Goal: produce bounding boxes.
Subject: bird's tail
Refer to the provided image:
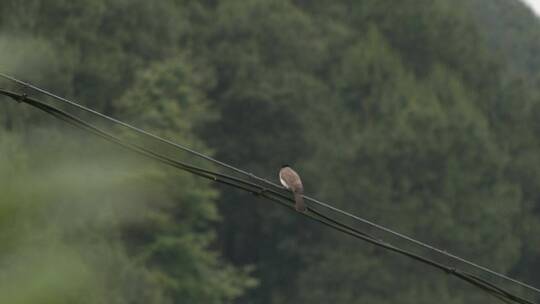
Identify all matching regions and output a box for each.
[294,192,306,212]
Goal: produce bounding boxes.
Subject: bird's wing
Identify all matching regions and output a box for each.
[279,168,303,192]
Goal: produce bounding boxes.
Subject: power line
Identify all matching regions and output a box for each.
[0,89,281,200]
[0,72,256,181]
[267,193,531,304]
[0,81,538,303]
[0,88,536,304]
[305,208,533,304]
[1,72,538,294]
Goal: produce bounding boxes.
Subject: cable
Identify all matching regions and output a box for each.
[214,184,533,304]
[1,74,538,296]
[0,72,269,182]
[0,89,300,207]
[0,86,531,303]
[0,89,282,199]
[301,206,533,304]
[1,73,537,294]
[0,89,536,304]
[303,207,533,304]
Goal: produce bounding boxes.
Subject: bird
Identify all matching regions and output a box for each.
[279,165,306,212]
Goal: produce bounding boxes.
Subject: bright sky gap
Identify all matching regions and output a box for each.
[523,0,540,15]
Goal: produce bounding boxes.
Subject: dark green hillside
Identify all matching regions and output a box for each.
[1,1,539,303]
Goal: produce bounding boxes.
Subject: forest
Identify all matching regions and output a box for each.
[1,0,540,303]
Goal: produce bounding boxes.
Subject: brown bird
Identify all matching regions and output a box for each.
[279,165,306,212]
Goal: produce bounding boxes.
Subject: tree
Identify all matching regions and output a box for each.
[294,31,522,303]
[115,56,256,303]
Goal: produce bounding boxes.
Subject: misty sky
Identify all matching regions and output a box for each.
[523,0,540,15]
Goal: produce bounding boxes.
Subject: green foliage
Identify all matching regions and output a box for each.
[116,57,257,303]
[1,0,540,303]
[0,132,166,304]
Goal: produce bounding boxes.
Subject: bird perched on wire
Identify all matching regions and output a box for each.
[279,165,306,212]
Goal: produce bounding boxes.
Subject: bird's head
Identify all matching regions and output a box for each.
[281,164,290,169]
